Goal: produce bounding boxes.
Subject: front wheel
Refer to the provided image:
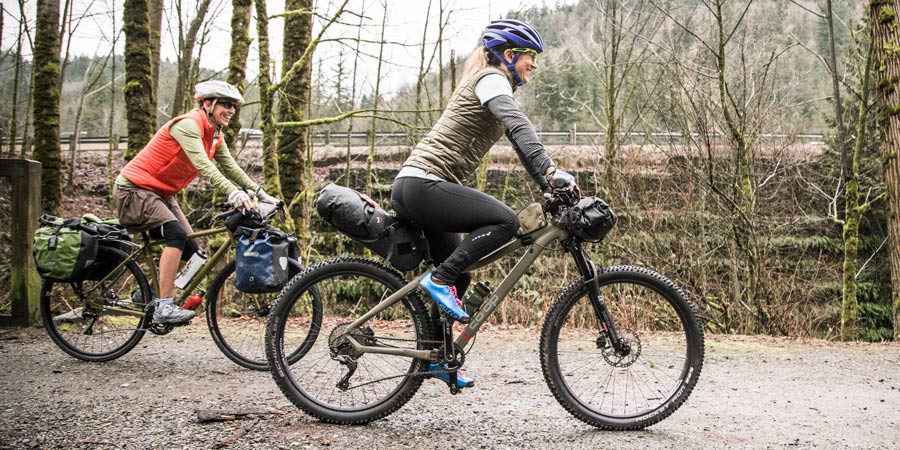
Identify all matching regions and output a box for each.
[540,265,704,430]
[206,258,321,370]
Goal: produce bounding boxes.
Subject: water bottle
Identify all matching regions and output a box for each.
[463,281,492,315]
[174,250,208,289]
[181,291,204,310]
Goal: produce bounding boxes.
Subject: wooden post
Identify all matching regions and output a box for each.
[1,159,42,326]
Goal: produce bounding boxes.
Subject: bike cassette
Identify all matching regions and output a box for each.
[328,323,374,359]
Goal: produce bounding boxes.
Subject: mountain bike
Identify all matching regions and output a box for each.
[40,202,322,370]
[264,179,704,430]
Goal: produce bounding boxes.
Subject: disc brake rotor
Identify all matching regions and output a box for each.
[601,327,641,367]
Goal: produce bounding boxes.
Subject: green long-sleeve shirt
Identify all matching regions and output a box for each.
[116,118,258,196]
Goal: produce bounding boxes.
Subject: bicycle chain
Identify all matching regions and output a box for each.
[331,330,461,391]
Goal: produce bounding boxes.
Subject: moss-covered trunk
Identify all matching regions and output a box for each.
[870,0,900,340]
[224,0,252,150]
[277,0,313,233]
[31,0,62,213]
[123,0,156,160]
[254,0,282,203]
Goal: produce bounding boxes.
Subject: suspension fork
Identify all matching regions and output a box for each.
[565,240,630,356]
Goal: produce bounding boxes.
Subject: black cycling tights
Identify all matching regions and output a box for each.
[391,177,519,290]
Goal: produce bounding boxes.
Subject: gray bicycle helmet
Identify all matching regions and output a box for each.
[482,19,544,86]
[194,80,244,104]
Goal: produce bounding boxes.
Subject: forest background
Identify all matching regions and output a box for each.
[2,0,900,343]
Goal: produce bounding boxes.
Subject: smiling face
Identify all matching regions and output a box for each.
[503,48,538,84]
[203,99,237,127]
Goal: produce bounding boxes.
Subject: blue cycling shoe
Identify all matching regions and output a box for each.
[428,363,475,388]
[419,272,470,323]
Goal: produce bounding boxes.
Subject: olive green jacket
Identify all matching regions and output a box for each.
[403,66,515,184]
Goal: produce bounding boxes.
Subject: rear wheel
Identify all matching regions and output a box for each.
[206,259,321,370]
[40,246,151,362]
[266,257,434,424]
[540,265,704,430]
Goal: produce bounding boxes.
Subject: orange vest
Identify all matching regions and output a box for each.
[120,109,222,197]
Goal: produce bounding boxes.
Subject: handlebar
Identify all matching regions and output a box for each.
[543,173,582,216]
[214,200,286,223]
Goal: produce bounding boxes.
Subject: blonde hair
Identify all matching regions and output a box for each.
[451,47,503,98]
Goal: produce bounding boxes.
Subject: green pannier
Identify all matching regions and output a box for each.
[33,215,100,281]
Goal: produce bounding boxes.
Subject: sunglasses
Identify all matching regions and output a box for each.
[216,100,237,110]
[510,47,538,62]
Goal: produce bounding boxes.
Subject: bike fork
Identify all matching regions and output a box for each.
[566,241,630,356]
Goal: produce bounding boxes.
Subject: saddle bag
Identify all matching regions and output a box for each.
[234,226,293,293]
[315,183,428,271]
[33,215,100,282]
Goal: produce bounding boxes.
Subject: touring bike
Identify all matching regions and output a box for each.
[264,177,704,430]
[40,202,322,370]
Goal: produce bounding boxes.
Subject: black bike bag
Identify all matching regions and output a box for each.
[315,183,428,271]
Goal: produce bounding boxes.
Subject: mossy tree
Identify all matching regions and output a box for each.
[31,0,62,213]
[276,0,314,229]
[224,0,252,151]
[870,0,900,340]
[123,0,156,160]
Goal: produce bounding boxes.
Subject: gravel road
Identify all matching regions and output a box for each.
[1,324,898,450]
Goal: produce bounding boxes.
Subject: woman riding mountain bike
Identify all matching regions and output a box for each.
[391,19,577,387]
[113,80,280,326]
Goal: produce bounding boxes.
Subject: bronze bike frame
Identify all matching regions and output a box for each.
[82,227,234,318]
[343,224,570,361]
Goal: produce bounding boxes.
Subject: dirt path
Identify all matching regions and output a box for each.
[0,324,898,450]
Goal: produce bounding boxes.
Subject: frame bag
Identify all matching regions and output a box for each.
[315,183,428,271]
[235,226,293,293]
[33,215,100,281]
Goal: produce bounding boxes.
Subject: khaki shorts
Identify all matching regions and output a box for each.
[113,184,194,235]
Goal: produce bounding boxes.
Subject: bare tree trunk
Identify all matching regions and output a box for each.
[170,0,213,117]
[346,3,364,185]
[366,1,388,196]
[225,0,253,150]
[149,0,162,125]
[870,0,900,340]
[414,0,432,131]
[123,0,156,160]
[7,10,24,158]
[32,0,62,213]
[107,2,118,200]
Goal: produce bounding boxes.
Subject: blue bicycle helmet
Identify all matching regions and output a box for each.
[482,19,544,86]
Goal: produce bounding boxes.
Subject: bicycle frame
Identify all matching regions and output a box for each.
[344,223,570,361]
[83,226,233,318]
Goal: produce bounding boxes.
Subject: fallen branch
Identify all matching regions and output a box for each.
[72,439,120,448]
[195,408,283,423]
[212,418,260,449]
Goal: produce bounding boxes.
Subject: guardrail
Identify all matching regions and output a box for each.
[2,130,828,150]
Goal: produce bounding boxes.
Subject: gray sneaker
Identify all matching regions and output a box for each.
[152,303,196,324]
